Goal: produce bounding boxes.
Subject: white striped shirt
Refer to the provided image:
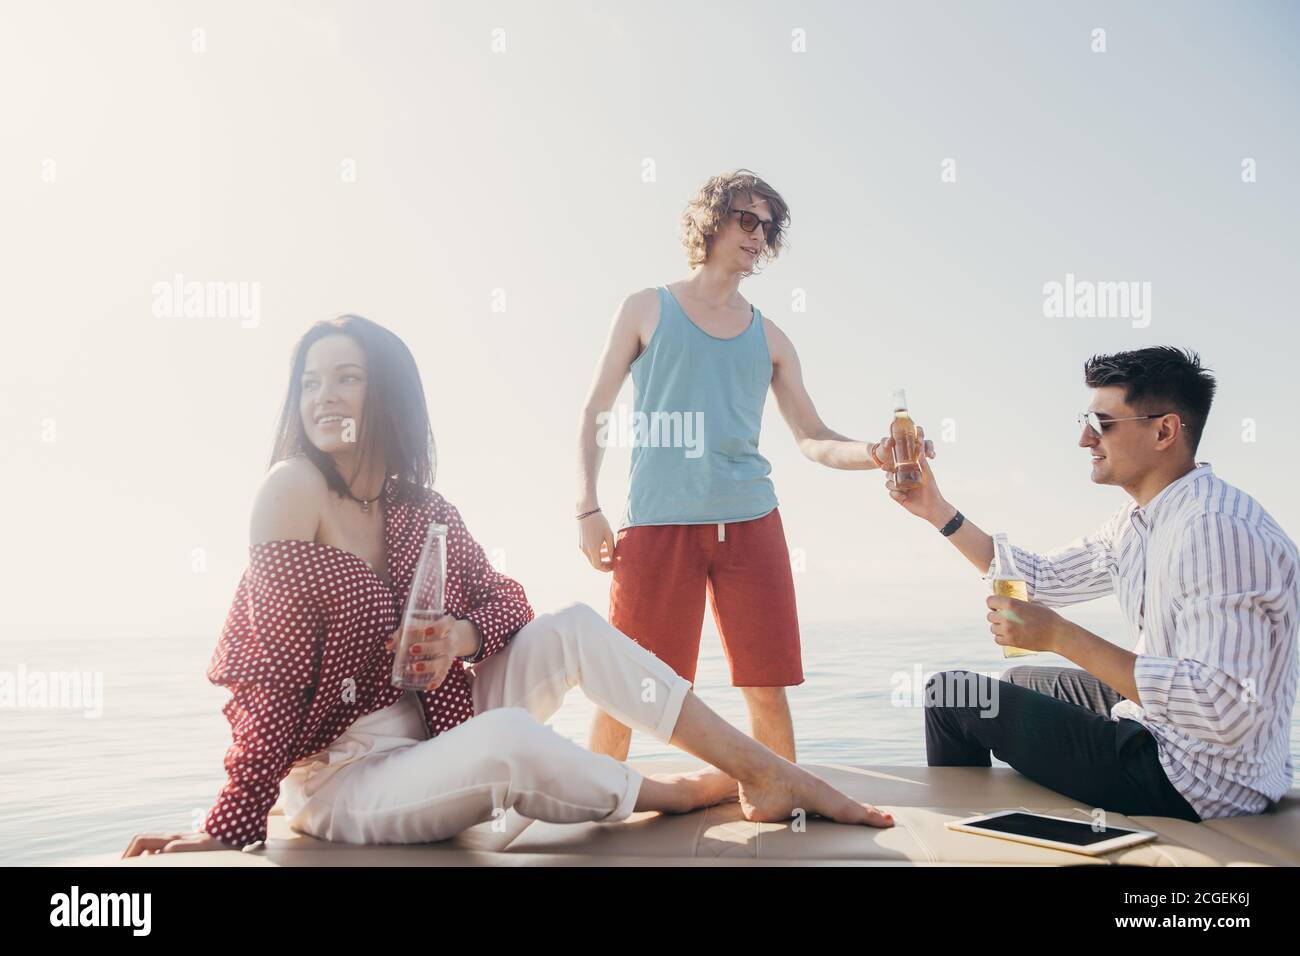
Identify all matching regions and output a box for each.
[1006,463,1299,819]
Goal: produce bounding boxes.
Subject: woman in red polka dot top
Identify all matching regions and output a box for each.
[123,315,892,857]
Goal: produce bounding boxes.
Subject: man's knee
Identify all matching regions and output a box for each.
[1003,666,1033,688]
[1002,665,1065,701]
[924,669,1000,717]
[740,685,789,711]
[925,669,972,708]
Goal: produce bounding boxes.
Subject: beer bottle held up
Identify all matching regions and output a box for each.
[890,388,923,490]
[991,532,1037,658]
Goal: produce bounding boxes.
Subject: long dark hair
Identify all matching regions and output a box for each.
[269,314,436,503]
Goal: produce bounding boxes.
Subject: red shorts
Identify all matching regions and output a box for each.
[608,508,803,687]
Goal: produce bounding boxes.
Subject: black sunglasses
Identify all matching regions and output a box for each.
[1077,411,1177,439]
[731,209,778,240]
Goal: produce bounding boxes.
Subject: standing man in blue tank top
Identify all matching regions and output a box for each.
[575,169,932,761]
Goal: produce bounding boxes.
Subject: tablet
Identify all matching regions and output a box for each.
[945,810,1158,856]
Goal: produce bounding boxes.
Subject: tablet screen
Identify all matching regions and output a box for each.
[966,813,1138,846]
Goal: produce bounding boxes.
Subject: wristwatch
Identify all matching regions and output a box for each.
[939,510,965,537]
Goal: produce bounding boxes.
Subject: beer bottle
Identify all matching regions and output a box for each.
[991,532,1036,658]
[890,388,923,489]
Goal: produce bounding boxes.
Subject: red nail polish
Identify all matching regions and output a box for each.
[414,663,424,672]
[424,627,436,636]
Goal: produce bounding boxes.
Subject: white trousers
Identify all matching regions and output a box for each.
[280,602,692,844]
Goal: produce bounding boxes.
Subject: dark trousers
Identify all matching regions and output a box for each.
[923,665,1201,822]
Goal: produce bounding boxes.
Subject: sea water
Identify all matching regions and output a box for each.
[2,611,1297,866]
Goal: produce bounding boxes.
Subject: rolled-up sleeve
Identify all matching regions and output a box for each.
[203,684,309,848]
[203,542,327,848]
[1136,513,1279,748]
[989,507,1124,607]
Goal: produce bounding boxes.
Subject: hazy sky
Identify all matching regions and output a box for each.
[3,0,1298,645]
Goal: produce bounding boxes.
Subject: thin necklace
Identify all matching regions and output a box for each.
[348,477,386,513]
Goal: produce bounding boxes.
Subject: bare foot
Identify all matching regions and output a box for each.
[646,767,740,814]
[738,764,893,828]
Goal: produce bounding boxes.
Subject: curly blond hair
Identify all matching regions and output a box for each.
[680,169,790,272]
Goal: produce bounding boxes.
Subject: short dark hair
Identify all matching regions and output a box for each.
[1082,347,1216,455]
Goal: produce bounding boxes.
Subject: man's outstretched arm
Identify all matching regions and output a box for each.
[884,448,995,570]
[767,318,932,470]
[887,449,1122,604]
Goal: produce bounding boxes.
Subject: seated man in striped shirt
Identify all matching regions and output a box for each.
[884,347,1298,820]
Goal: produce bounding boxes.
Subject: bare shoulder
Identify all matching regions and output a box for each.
[598,286,660,361]
[622,286,659,312]
[614,286,659,335]
[250,456,326,544]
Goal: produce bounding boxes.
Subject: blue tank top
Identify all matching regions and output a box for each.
[619,285,779,529]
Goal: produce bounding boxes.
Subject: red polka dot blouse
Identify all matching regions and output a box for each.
[202,479,534,849]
